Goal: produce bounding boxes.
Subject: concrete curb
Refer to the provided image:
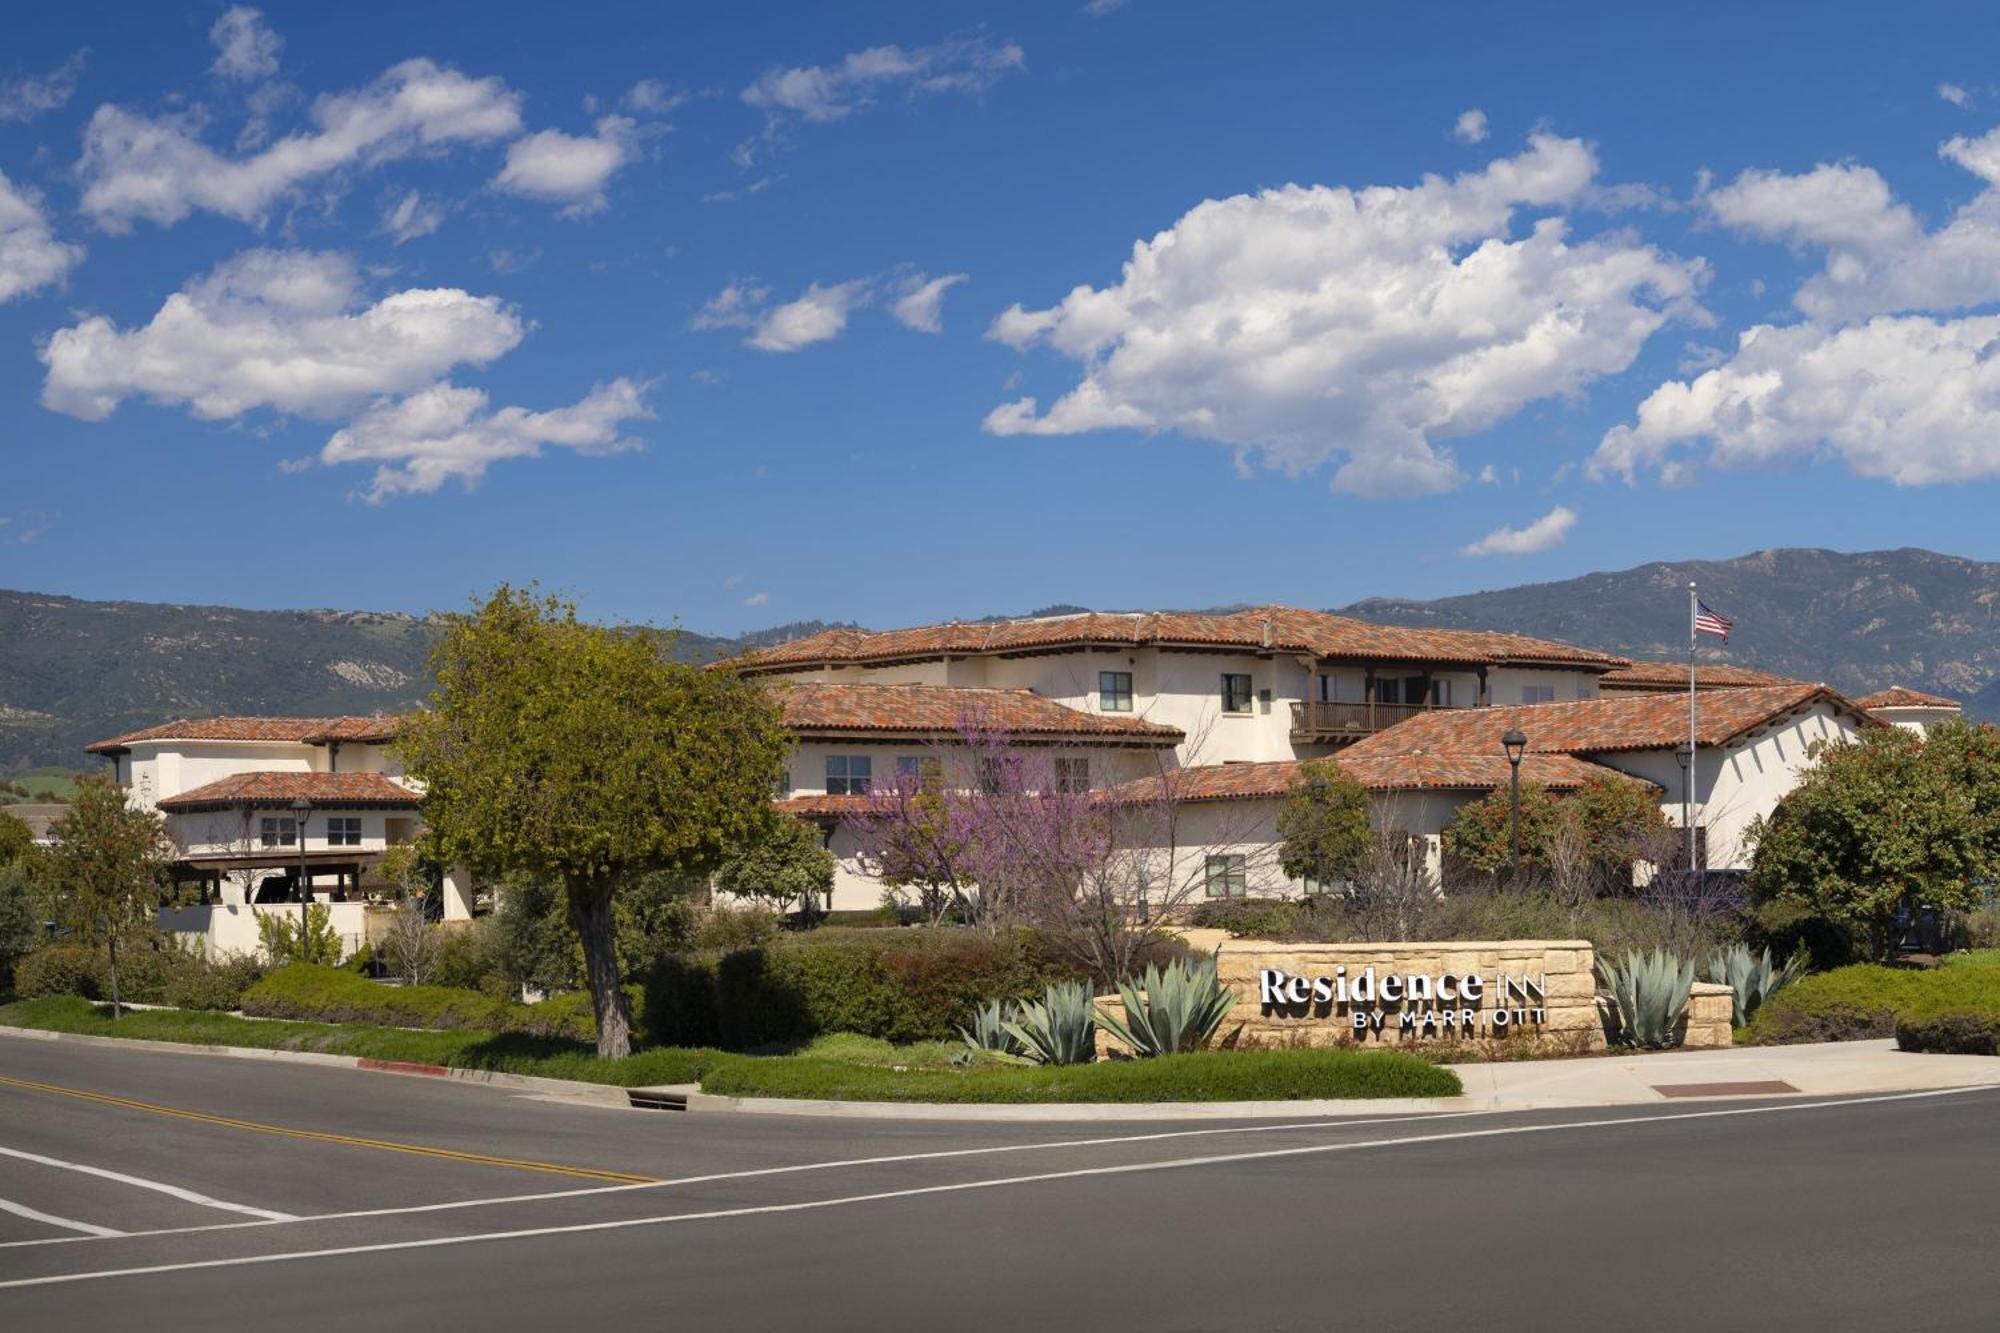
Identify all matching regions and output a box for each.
[679,1090,1474,1119]
[0,1024,634,1109]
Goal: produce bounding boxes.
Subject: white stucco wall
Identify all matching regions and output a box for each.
[157,901,368,963]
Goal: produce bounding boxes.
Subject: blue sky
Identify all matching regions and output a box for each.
[3,2,1999,634]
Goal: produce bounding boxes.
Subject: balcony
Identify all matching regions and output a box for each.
[1289,700,1468,743]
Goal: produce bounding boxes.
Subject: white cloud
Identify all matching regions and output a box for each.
[889,272,967,333]
[749,280,870,352]
[1461,504,1576,556]
[210,7,282,82]
[378,189,444,243]
[1703,146,2000,321]
[691,282,769,330]
[79,58,524,231]
[982,133,1705,498]
[40,249,523,421]
[742,34,1024,126]
[622,79,685,114]
[1593,315,2000,486]
[1453,108,1489,144]
[492,115,637,217]
[743,591,770,607]
[0,50,86,124]
[1940,82,1972,109]
[0,171,83,304]
[320,379,650,502]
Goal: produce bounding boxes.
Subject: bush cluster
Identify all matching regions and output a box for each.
[238,963,645,1042]
[1749,956,2000,1046]
[644,928,1063,1050]
[14,942,266,1011]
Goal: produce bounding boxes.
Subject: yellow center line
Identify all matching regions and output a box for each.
[0,1074,656,1185]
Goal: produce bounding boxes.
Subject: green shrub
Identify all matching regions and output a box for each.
[958,999,1024,1057]
[512,985,648,1044]
[160,952,266,1011]
[1187,899,1302,939]
[1005,979,1098,1066]
[1896,1010,2000,1055]
[1702,943,1808,1028]
[644,928,1062,1051]
[1745,962,2000,1044]
[430,921,506,995]
[243,965,513,1030]
[15,942,103,999]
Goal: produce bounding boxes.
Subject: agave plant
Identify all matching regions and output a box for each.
[958,998,1026,1058]
[1003,979,1098,1065]
[1702,943,1809,1028]
[1095,957,1238,1058]
[1596,948,1696,1049]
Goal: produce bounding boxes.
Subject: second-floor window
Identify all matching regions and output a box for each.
[1521,685,1556,704]
[1053,756,1090,794]
[327,817,362,847]
[826,755,873,795]
[1099,671,1134,712]
[259,817,297,848]
[1221,673,1253,714]
[895,755,942,788]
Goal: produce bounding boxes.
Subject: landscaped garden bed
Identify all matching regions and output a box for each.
[1749,950,2000,1052]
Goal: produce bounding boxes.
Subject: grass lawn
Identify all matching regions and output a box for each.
[0,999,1462,1102]
[4,767,84,800]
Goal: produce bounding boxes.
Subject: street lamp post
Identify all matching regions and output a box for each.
[291,796,312,960]
[1674,743,1694,873]
[1501,729,1528,881]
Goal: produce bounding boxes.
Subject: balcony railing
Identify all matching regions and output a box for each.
[1289,700,1467,741]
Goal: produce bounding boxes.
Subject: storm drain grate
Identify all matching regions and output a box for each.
[1650,1080,1800,1098]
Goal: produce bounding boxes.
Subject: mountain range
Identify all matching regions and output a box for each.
[4,546,1995,773]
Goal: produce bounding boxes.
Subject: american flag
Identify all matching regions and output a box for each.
[1694,601,1734,642]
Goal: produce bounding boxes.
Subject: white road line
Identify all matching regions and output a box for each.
[0,1199,125,1239]
[0,1145,296,1222]
[2,1085,1991,1292]
[0,1106,1494,1250]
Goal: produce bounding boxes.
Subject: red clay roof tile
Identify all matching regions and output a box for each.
[772,682,1182,743]
[156,771,421,813]
[86,715,408,754]
[1854,685,1962,710]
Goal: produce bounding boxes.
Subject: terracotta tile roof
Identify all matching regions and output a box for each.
[771,682,1182,744]
[157,771,421,813]
[1600,661,1803,691]
[1343,683,1876,760]
[1854,685,1962,710]
[86,715,408,754]
[728,605,1627,674]
[773,793,884,818]
[1099,753,1654,806]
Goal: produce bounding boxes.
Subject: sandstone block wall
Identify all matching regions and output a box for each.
[1214,938,1606,1053]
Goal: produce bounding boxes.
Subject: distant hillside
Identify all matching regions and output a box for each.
[0,590,844,772]
[1340,547,2000,719]
[6,547,1996,771]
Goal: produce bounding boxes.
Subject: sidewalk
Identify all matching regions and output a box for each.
[1442,1039,2000,1111]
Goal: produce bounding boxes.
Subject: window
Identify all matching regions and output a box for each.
[1204,854,1248,899]
[1430,679,1453,707]
[1220,673,1253,714]
[895,755,942,788]
[825,755,873,796]
[1099,671,1134,712]
[1053,756,1090,794]
[1521,685,1556,704]
[259,817,297,848]
[326,817,362,847]
[1375,678,1401,705]
[977,757,1006,795]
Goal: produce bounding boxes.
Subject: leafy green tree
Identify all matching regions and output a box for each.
[0,809,33,867]
[257,901,343,966]
[1748,724,1998,961]
[1275,761,1373,889]
[714,814,836,916]
[43,776,169,1016]
[398,586,791,1058]
[1442,781,1560,877]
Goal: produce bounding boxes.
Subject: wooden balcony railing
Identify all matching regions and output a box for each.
[1289,700,1467,741]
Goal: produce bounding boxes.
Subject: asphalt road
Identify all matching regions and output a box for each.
[1,1034,1996,1331]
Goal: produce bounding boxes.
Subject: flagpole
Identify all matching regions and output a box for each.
[1687,580,1698,873]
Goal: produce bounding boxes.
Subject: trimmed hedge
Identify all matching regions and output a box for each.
[645,928,1062,1050]
[1750,959,2000,1045]
[1896,1010,2000,1055]
[239,964,645,1042]
[699,1047,1462,1104]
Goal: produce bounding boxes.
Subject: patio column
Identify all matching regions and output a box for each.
[441,864,476,921]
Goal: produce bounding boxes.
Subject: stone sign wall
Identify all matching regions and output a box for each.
[1216,938,1607,1052]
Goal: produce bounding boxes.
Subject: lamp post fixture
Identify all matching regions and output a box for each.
[1501,729,1528,880]
[290,796,312,959]
[1674,743,1694,873]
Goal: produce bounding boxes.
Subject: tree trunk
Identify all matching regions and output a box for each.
[567,880,632,1059]
[107,933,123,1020]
